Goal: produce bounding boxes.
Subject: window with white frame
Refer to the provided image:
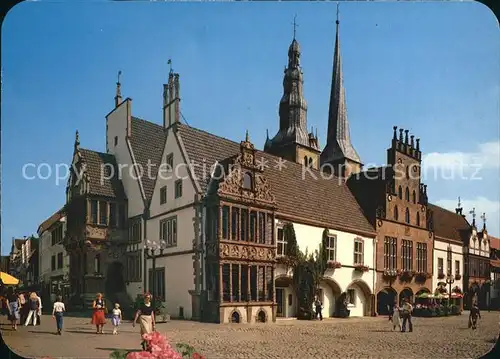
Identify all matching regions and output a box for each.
[160,216,177,247]
[353,238,364,265]
[455,260,460,276]
[276,228,286,256]
[326,235,337,261]
[437,257,444,275]
[347,288,356,306]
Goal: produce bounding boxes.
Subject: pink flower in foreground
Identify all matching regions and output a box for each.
[126,351,155,359]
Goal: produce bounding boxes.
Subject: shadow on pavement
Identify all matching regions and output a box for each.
[480,335,500,359]
[27,330,58,335]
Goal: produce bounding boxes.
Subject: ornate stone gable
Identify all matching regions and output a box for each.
[215,133,276,207]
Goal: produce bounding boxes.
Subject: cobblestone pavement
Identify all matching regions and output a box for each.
[1,312,499,358]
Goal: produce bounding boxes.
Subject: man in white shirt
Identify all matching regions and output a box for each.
[52,296,65,335]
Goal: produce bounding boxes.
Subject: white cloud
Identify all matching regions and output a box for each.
[435,196,500,237]
[423,141,500,170]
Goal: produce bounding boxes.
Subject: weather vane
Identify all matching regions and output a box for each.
[469,207,476,219]
[458,196,461,208]
[117,70,122,84]
[336,2,340,24]
[168,59,173,74]
[292,14,298,39]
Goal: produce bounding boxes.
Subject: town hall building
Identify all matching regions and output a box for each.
[63,13,384,322]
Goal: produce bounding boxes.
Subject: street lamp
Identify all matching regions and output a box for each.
[144,239,167,306]
[446,274,455,306]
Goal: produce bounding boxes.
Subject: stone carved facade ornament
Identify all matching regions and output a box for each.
[86,226,107,239]
[254,174,275,204]
[219,243,275,262]
[218,167,242,196]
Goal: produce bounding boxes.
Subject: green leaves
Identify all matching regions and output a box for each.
[176,343,196,358]
[109,350,129,359]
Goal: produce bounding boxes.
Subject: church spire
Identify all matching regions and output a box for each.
[320,4,362,177]
[265,16,320,166]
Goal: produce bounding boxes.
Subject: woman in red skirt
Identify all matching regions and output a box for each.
[91,293,106,334]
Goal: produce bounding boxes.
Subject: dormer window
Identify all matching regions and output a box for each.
[243,172,253,190]
[308,157,313,168]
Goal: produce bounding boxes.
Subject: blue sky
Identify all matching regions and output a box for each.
[1,1,499,255]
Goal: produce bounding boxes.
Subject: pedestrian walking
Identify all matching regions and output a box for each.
[24,292,40,326]
[400,297,413,333]
[6,287,20,331]
[469,301,481,330]
[112,303,122,335]
[91,293,107,334]
[314,296,323,321]
[52,295,65,335]
[133,292,155,347]
[389,301,402,331]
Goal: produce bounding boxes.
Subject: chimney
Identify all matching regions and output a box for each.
[404,130,409,145]
[162,83,169,128]
[174,73,180,124]
[416,138,420,151]
[399,128,404,142]
[410,135,414,148]
[126,98,132,138]
[164,71,181,127]
[393,126,397,141]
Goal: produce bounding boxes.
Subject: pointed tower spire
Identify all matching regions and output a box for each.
[114,70,122,108]
[320,4,362,177]
[265,15,320,167]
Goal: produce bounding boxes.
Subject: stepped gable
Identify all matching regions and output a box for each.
[79,148,126,199]
[428,203,470,243]
[177,123,375,235]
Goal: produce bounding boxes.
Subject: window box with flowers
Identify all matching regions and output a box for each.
[400,270,415,280]
[353,264,369,272]
[415,272,428,282]
[437,272,445,279]
[383,269,398,279]
[454,274,461,280]
[327,261,342,269]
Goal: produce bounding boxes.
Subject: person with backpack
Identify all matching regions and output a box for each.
[24,292,40,326]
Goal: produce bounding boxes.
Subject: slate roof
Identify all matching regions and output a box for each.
[177,123,375,235]
[79,149,126,199]
[427,203,471,243]
[37,208,65,235]
[129,117,166,201]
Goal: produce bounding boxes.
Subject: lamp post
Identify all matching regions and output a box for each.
[446,274,455,307]
[144,239,167,307]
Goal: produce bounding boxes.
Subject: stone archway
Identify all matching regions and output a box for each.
[377,287,397,315]
[275,275,296,318]
[105,261,126,305]
[320,277,342,318]
[399,287,414,306]
[346,279,373,317]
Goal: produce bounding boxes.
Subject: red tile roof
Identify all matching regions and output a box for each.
[427,203,471,244]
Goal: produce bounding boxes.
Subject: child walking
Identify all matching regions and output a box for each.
[112,303,122,335]
[52,296,65,335]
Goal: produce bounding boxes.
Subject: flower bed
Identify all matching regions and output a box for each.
[110,331,204,359]
[412,304,461,317]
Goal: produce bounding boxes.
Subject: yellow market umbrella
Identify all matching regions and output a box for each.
[0,272,19,285]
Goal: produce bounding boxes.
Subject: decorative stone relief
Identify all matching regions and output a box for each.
[254,174,275,204]
[218,168,242,196]
[219,243,275,262]
[86,226,107,239]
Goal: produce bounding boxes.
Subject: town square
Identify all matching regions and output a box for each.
[1,313,499,358]
[1,1,499,358]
